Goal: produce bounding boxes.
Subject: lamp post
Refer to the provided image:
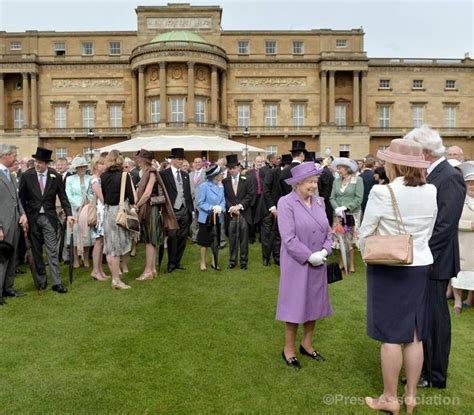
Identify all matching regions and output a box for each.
[243,126,249,168]
[87,128,94,161]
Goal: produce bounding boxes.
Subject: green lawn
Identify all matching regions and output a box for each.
[1,243,473,414]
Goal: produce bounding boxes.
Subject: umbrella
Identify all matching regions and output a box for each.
[68,224,74,286]
[23,229,41,292]
[210,212,220,270]
[57,219,66,264]
[158,239,165,273]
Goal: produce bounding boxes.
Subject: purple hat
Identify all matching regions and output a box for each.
[284,162,324,185]
[377,139,430,168]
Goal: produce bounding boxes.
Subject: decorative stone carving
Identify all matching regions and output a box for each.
[230,63,319,69]
[237,77,306,88]
[171,66,183,80]
[52,78,123,89]
[150,68,159,81]
[146,17,213,30]
[196,67,207,81]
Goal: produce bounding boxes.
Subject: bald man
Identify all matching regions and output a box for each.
[446,146,464,162]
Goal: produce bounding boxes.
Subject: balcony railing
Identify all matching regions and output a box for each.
[229,125,318,135]
[39,127,130,138]
[370,127,474,137]
[136,122,229,131]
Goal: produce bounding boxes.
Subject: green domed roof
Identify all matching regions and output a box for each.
[151,31,208,44]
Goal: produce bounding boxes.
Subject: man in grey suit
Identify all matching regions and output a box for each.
[0,144,28,305]
[189,157,206,243]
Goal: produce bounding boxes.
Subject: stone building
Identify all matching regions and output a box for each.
[0,3,473,161]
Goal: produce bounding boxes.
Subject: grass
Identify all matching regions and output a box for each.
[0,243,473,414]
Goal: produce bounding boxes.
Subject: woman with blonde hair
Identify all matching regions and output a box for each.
[101,150,136,290]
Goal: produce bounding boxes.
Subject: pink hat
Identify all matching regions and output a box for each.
[285,162,324,185]
[377,139,430,168]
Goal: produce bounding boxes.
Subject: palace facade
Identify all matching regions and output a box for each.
[1,3,473,160]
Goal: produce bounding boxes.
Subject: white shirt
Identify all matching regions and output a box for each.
[359,177,438,266]
[427,156,446,176]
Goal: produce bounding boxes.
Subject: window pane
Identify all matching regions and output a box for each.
[265,104,277,128]
[82,105,94,128]
[55,106,67,128]
[150,98,160,123]
[195,99,205,124]
[56,148,68,158]
[171,98,185,122]
[292,104,305,127]
[237,104,250,127]
[10,41,22,50]
[412,106,423,127]
[110,105,122,128]
[413,79,423,89]
[293,41,304,54]
[335,105,346,126]
[82,42,93,55]
[336,39,347,48]
[445,80,456,89]
[379,79,390,89]
[444,106,456,128]
[109,41,121,55]
[265,41,276,54]
[238,41,249,54]
[379,105,390,128]
[13,108,23,128]
[265,145,278,154]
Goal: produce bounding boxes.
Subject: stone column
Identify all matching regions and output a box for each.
[187,62,195,123]
[31,72,38,128]
[138,66,145,124]
[131,70,138,125]
[211,66,218,124]
[0,74,4,128]
[220,70,227,125]
[328,70,335,125]
[320,70,327,125]
[159,62,167,123]
[22,72,29,128]
[361,70,367,124]
[352,71,360,125]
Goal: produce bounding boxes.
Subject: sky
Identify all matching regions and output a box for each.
[0,0,472,58]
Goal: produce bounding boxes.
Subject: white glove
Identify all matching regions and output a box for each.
[315,249,328,258]
[212,205,222,215]
[308,252,326,267]
[335,206,347,216]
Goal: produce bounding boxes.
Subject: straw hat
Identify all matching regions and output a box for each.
[376,139,430,168]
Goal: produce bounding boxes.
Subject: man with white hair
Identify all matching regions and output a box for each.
[405,126,466,389]
[446,145,464,162]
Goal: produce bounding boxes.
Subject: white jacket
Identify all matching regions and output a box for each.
[359,177,438,266]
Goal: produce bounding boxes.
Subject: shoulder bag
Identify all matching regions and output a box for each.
[116,172,140,234]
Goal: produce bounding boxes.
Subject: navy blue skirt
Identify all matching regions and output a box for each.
[367,264,429,344]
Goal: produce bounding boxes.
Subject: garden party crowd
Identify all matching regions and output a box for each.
[0,124,473,414]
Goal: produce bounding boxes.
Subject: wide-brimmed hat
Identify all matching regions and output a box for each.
[331,157,359,173]
[71,156,89,170]
[285,162,324,185]
[459,162,474,181]
[32,147,53,162]
[0,240,14,263]
[226,154,240,168]
[206,164,221,179]
[135,149,154,164]
[289,140,307,153]
[169,148,185,159]
[377,139,430,168]
[280,154,293,166]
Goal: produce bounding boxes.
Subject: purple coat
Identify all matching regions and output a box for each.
[276,191,333,324]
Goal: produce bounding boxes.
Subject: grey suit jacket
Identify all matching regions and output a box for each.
[190,169,206,202]
[0,170,25,239]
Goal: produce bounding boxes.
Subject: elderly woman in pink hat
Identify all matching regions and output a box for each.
[359,139,437,414]
[276,162,333,370]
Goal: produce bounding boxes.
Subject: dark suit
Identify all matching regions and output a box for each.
[223,174,255,267]
[19,167,72,287]
[246,167,266,243]
[422,159,466,388]
[159,167,193,271]
[359,169,377,215]
[279,161,301,197]
[318,166,335,227]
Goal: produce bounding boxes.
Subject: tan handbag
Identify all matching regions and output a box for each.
[87,193,97,227]
[362,184,413,265]
[116,172,140,234]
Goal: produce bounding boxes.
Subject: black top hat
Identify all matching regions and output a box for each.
[305,151,316,162]
[289,140,307,153]
[135,149,154,163]
[280,154,293,166]
[32,147,53,162]
[0,240,14,263]
[225,154,240,168]
[169,148,185,159]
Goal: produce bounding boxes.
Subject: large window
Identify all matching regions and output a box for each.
[265,145,278,155]
[335,104,346,127]
[171,98,185,122]
[293,41,304,55]
[444,105,456,129]
[379,105,390,129]
[56,148,68,158]
[265,104,277,128]
[109,41,121,55]
[81,42,94,56]
[238,41,249,54]
[336,39,347,48]
[195,99,205,124]
[82,105,94,128]
[292,104,305,128]
[265,41,276,54]
[237,104,250,127]
[150,98,160,123]
[412,105,424,127]
[55,106,67,128]
[109,104,122,128]
[13,107,23,129]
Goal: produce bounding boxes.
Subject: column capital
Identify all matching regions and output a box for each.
[353,70,360,76]
[320,70,327,77]
[187,61,195,69]
[159,62,167,70]
[361,70,368,77]
[0,73,3,79]
[211,65,218,72]
[138,66,145,73]
[30,72,37,79]
[22,72,29,78]
[328,70,336,76]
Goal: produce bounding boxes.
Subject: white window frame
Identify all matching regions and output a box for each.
[10,41,22,50]
[293,41,304,55]
[150,98,160,123]
[81,42,94,56]
[82,105,94,128]
[13,107,23,129]
[237,104,250,127]
[335,104,347,127]
[336,39,348,48]
[265,104,278,128]
[444,106,456,129]
[54,42,66,56]
[339,144,351,157]
[379,79,391,89]
[56,148,68,158]
[171,98,185,123]
[238,41,249,55]
[265,145,278,155]
[445,80,456,89]
[412,105,424,127]
[55,106,67,129]
[412,79,424,89]
[109,41,121,55]
[195,99,206,124]
[109,104,122,128]
[379,105,390,129]
[265,41,276,55]
[292,104,305,128]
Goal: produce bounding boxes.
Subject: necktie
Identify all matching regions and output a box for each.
[2,168,10,182]
[176,170,182,184]
[194,171,199,184]
[39,173,45,194]
[255,170,262,194]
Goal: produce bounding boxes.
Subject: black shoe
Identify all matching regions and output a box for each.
[299,345,326,361]
[240,264,247,270]
[176,265,186,270]
[52,284,68,294]
[0,297,7,305]
[3,289,26,297]
[282,351,301,369]
[167,265,176,273]
[432,380,446,389]
[401,375,430,388]
[211,264,221,271]
[263,259,270,266]
[227,264,235,270]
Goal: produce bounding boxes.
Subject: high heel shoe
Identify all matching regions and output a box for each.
[91,272,107,281]
[365,396,400,415]
[111,280,131,290]
[136,272,154,281]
